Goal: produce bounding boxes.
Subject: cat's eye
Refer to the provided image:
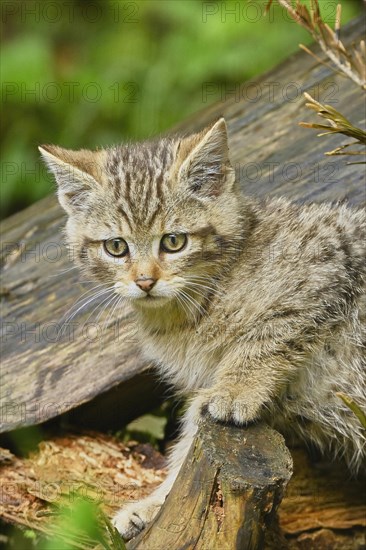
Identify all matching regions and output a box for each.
[104,238,129,257]
[160,233,187,253]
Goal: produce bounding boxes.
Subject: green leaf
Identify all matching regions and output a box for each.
[126,414,167,440]
[24,530,37,540]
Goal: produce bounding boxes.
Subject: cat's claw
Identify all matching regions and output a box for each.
[205,388,261,425]
[112,498,163,540]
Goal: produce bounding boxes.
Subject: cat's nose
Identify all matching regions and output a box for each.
[135,277,157,292]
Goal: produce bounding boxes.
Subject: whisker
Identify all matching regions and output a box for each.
[48,265,79,278]
[184,281,219,295]
[95,293,123,336]
[95,292,118,324]
[60,286,115,334]
[180,293,202,330]
[61,282,113,313]
[175,292,196,325]
[61,292,111,330]
[84,290,117,327]
[184,285,217,307]
[184,283,217,302]
[179,289,205,319]
[71,279,115,286]
[187,275,220,286]
[185,280,218,290]
[104,294,125,332]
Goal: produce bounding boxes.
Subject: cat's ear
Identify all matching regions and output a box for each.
[38,145,105,215]
[178,117,235,199]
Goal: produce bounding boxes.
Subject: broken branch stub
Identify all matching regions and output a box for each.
[128,416,293,550]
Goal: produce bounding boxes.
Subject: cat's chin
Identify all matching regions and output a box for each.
[132,295,171,309]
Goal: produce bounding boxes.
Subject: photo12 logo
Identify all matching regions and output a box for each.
[201,1,341,24]
[1,2,140,24]
[202,81,339,104]
[202,1,271,23]
[2,81,140,104]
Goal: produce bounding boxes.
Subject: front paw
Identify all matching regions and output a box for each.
[204,387,262,425]
[112,497,163,541]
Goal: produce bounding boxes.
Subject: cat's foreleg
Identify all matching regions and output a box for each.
[201,352,295,425]
[112,397,201,540]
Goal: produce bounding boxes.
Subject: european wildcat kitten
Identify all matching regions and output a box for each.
[40,118,365,540]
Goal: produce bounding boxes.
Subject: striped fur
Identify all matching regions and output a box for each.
[40,118,365,540]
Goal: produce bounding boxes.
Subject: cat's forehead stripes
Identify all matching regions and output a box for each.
[105,139,176,230]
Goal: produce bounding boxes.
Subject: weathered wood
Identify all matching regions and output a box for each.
[128,416,293,550]
[1,427,364,548]
[278,448,366,548]
[1,16,365,432]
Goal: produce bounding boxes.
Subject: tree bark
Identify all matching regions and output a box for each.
[128,416,293,550]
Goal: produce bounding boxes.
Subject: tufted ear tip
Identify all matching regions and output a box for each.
[212,116,227,129]
[178,116,234,199]
[38,144,105,215]
[39,144,51,153]
[38,144,58,159]
[38,144,77,163]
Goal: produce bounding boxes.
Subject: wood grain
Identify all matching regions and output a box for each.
[128,416,293,550]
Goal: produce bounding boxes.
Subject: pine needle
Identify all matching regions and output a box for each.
[267,0,366,90]
[299,92,366,160]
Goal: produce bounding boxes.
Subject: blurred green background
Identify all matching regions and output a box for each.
[1,0,362,220]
